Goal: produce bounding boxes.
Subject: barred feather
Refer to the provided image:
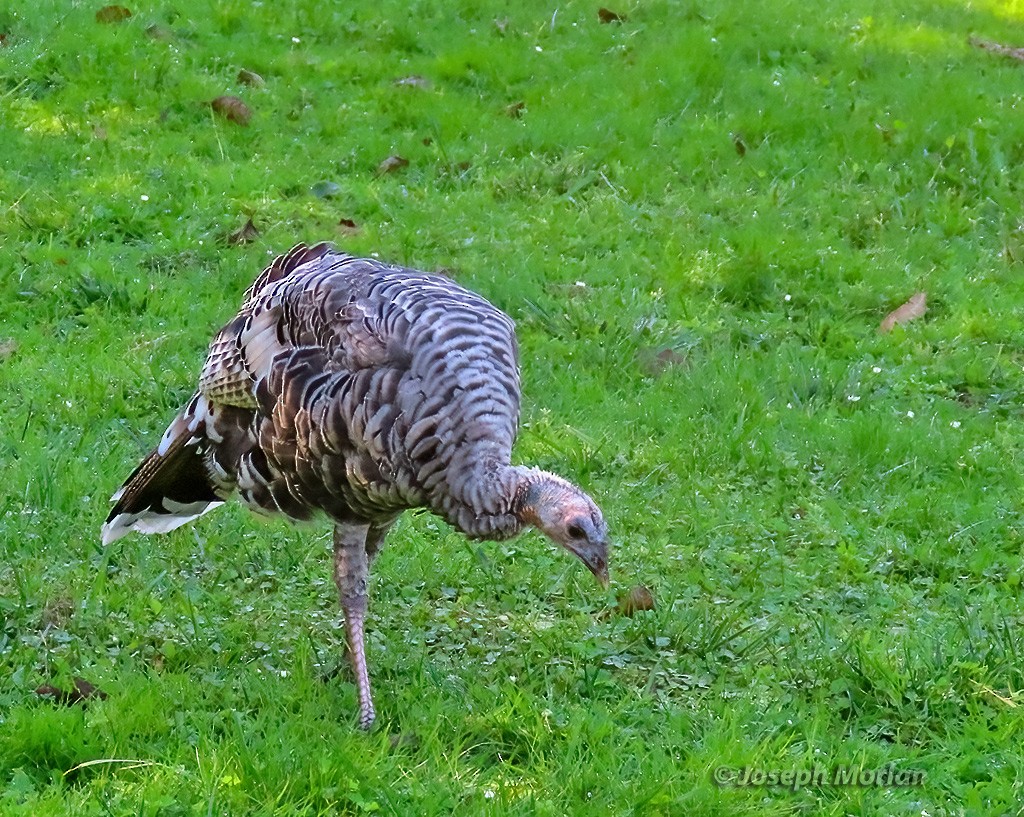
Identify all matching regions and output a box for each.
[102,242,609,730]
[104,244,535,541]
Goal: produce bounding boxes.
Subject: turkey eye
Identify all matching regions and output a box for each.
[567,524,585,539]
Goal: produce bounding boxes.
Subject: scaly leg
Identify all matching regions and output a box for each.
[333,523,375,730]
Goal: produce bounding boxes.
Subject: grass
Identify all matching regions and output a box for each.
[2,0,1024,813]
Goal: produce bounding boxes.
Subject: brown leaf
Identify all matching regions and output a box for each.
[393,75,431,89]
[40,596,74,629]
[617,585,655,617]
[545,281,590,300]
[338,217,361,236]
[598,7,626,23]
[96,5,132,23]
[637,346,687,376]
[376,154,409,175]
[0,33,9,47]
[36,677,108,705]
[237,68,265,87]
[226,217,260,245]
[0,338,16,360]
[505,101,526,119]
[388,732,422,751]
[732,132,747,156]
[879,291,927,333]
[969,37,1024,62]
[145,24,173,39]
[211,95,252,126]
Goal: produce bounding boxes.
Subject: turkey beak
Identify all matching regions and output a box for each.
[574,538,609,589]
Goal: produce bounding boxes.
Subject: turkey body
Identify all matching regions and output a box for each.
[103,243,609,729]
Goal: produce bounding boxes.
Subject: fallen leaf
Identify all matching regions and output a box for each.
[637,346,687,376]
[36,677,108,705]
[879,291,927,333]
[211,95,252,126]
[505,101,526,119]
[732,132,747,156]
[0,33,9,47]
[376,154,409,175]
[969,37,1024,62]
[237,68,265,87]
[0,338,16,360]
[617,585,655,617]
[338,217,361,236]
[493,17,511,35]
[145,24,173,40]
[40,596,74,629]
[598,7,626,23]
[93,125,108,141]
[545,281,590,300]
[226,218,260,245]
[311,180,341,199]
[388,732,422,750]
[393,75,431,89]
[96,5,132,23]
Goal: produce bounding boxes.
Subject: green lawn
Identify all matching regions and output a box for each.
[3,0,1024,814]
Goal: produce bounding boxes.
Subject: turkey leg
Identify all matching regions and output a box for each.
[333,523,375,729]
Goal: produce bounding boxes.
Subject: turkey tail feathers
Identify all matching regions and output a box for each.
[102,395,223,545]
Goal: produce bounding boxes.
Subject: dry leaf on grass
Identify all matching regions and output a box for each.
[879,291,926,333]
[145,24,173,40]
[338,217,361,236]
[598,7,626,23]
[0,339,16,360]
[211,95,252,126]
[226,218,260,245]
[617,585,655,617]
[376,155,409,175]
[637,346,687,376]
[311,180,341,199]
[394,75,431,89]
[969,37,1024,62]
[237,68,265,87]
[96,5,132,23]
[36,677,108,706]
[505,101,526,119]
[545,281,590,300]
[389,732,422,750]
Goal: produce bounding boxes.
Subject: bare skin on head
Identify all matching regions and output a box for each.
[516,469,610,587]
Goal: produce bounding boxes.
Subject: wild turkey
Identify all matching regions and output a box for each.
[103,242,610,729]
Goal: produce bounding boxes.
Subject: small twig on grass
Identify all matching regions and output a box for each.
[971,679,1021,708]
[947,519,987,541]
[65,758,160,776]
[969,37,1024,62]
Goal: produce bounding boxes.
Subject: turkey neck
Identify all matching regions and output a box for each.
[432,458,537,541]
